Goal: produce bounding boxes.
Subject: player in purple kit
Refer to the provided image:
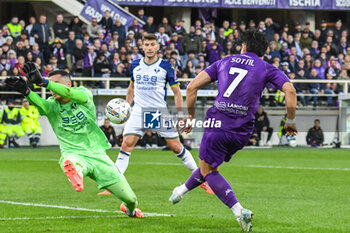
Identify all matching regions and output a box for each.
[169,30,298,232]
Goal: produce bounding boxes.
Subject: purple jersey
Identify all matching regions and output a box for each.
[204,52,290,134]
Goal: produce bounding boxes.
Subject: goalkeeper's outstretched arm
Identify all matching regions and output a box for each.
[26,91,51,116]
[46,81,88,104]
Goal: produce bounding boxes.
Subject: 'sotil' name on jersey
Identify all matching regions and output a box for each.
[130,58,179,110]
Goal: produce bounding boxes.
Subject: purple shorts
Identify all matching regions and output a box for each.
[199,129,250,169]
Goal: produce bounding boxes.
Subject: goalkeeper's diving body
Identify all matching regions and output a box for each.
[5,63,144,218]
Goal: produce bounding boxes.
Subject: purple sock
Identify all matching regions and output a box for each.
[204,171,238,208]
[185,168,204,190]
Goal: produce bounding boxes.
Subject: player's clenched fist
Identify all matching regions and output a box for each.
[5,76,30,96]
[23,62,47,86]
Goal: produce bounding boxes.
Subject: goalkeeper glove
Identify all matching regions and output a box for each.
[5,76,31,96]
[23,62,49,87]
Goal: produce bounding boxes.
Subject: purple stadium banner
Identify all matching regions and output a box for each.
[81,0,350,10]
[113,0,163,6]
[278,0,332,9]
[80,0,144,29]
[332,0,350,9]
[221,0,277,8]
[163,0,220,7]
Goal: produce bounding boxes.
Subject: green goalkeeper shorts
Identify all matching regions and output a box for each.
[59,152,121,189]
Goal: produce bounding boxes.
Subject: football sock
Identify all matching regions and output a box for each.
[115,150,131,174]
[231,202,243,219]
[105,177,138,216]
[204,171,238,208]
[184,167,204,190]
[176,147,197,172]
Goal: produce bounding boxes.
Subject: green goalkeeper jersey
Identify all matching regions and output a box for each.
[26,82,111,155]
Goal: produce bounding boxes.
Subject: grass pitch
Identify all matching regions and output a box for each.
[0,147,349,233]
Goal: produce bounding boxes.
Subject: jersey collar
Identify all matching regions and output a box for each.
[142,57,160,66]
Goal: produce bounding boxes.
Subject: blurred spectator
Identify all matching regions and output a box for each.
[25,16,36,45]
[181,26,201,55]
[300,31,312,49]
[83,45,96,77]
[112,19,126,44]
[137,8,147,22]
[99,10,113,34]
[72,39,86,73]
[306,119,324,147]
[128,19,142,37]
[309,68,322,107]
[51,40,67,69]
[0,54,11,71]
[7,16,22,38]
[173,19,186,37]
[255,106,273,146]
[143,16,157,34]
[20,99,41,147]
[69,16,83,39]
[100,119,118,147]
[207,42,222,64]
[265,18,279,41]
[141,129,158,147]
[295,69,309,106]
[87,18,101,40]
[2,100,24,147]
[31,15,51,64]
[247,129,259,146]
[155,26,170,47]
[222,21,232,37]
[159,17,172,36]
[53,14,69,41]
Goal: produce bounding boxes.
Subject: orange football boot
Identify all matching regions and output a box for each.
[120,203,144,218]
[63,160,84,192]
[200,181,215,194]
[98,190,112,195]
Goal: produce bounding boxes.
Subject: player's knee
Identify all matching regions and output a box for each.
[168,141,183,154]
[121,140,134,152]
[172,145,183,154]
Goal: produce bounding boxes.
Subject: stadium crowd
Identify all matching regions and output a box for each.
[1,11,350,107]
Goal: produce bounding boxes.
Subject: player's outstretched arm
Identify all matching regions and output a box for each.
[180,71,211,134]
[45,81,88,104]
[23,62,88,104]
[171,85,183,113]
[126,82,134,106]
[186,71,212,118]
[282,82,298,136]
[5,76,51,115]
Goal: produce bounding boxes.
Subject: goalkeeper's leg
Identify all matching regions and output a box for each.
[105,177,143,218]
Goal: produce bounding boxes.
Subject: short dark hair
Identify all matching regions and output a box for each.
[315,119,320,123]
[241,29,268,57]
[48,70,71,82]
[143,33,158,42]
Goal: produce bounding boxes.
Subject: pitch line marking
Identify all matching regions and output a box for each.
[245,164,350,171]
[0,215,127,221]
[2,159,349,171]
[0,200,173,217]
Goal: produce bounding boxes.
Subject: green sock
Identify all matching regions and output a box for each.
[105,176,138,214]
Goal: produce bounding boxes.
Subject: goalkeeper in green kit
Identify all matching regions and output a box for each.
[5,62,144,218]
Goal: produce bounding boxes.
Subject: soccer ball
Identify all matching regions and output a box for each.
[105,98,131,124]
[287,135,297,147]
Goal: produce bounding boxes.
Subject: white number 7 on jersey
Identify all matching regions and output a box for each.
[223,67,248,97]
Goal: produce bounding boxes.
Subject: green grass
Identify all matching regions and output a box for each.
[0,147,349,233]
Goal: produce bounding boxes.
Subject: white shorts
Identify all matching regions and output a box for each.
[123,107,179,139]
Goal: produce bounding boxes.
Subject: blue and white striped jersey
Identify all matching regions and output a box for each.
[130,58,179,111]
